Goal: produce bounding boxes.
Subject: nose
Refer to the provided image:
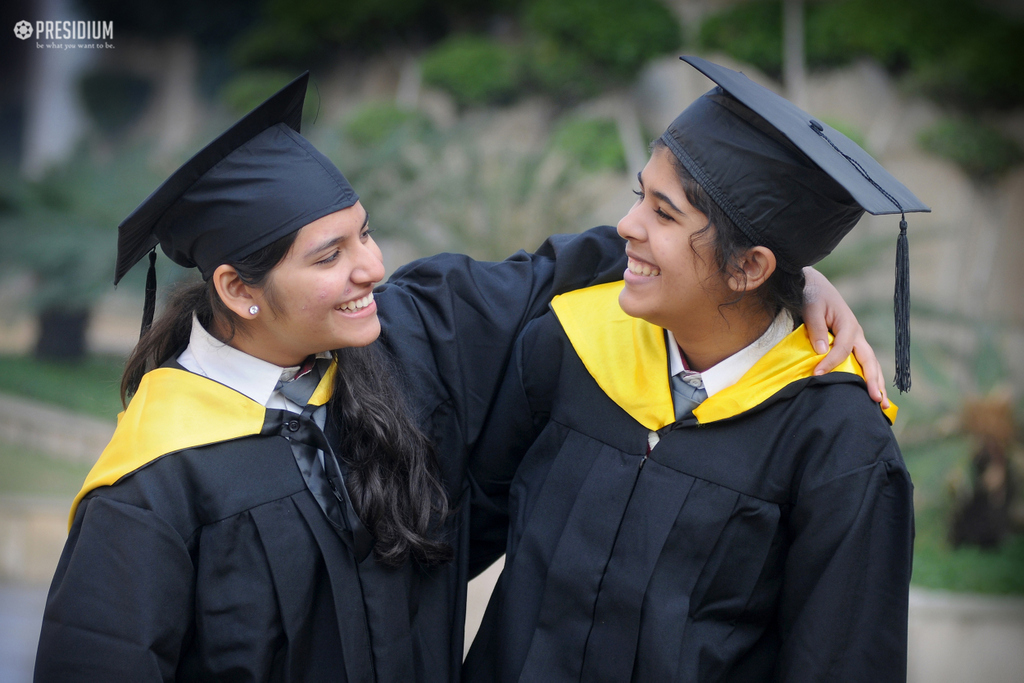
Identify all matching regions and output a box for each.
[616,201,646,243]
[353,236,386,284]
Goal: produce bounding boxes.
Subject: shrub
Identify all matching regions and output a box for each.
[698,0,1024,109]
[521,38,602,104]
[233,0,430,66]
[421,36,524,107]
[78,70,154,135]
[220,70,319,120]
[231,0,528,67]
[551,117,626,172]
[698,1,783,77]
[918,118,1024,179]
[344,103,433,148]
[912,20,1024,109]
[525,0,682,77]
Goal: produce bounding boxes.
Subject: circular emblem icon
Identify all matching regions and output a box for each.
[14,20,33,40]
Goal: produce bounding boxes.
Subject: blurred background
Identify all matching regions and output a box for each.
[1,0,1022,681]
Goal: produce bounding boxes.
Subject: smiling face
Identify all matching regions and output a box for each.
[242,201,385,366]
[616,147,731,336]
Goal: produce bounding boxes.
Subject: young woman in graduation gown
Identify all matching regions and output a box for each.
[465,57,921,683]
[34,72,885,682]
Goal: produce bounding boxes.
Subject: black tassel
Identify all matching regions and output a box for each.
[140,250,157,338]
[893,216,911,392]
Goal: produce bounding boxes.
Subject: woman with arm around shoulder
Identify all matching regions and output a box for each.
[34,69,892,683]
[466,57,921,682]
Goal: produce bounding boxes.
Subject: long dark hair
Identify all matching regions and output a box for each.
[120,233,452,567]
[652,138,805,323]
[330,345,452,567]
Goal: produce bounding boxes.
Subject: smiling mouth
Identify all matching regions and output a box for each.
[628,257,661,277]
[337,292,374,312]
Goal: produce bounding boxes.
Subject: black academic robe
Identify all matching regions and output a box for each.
[465,281,914,683]
[34,227,627,683]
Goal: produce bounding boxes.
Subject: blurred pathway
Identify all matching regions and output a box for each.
[0,583,47,683]
[0,392,105,683]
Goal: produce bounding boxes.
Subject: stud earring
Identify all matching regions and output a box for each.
[249,305,259,316]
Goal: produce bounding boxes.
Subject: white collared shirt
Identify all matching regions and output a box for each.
[666,310,795,398]
[177,314,330,416]
[648,311,794,452]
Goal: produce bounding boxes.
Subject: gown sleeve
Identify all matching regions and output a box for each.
[463,313,562,576]
[375,226,624,471]
[776,416,915,682]
[34,496,194,682]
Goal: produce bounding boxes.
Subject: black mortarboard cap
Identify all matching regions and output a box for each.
[661,56,930,392]
[115,72,358,334]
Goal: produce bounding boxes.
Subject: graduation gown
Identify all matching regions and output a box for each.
[465,281,914,683]
[35,227,628,683]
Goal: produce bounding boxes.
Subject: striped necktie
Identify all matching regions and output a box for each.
[670,371,707,421]
[276,356,328,409]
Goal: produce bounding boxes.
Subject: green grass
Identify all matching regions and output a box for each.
[0,439,92,498]
[903,437,1024,595]
[0,354,124,419]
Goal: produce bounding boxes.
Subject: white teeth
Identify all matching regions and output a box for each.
[628,258,660,277]
[339,292,374,312]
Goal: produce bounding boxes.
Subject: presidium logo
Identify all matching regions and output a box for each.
[13,19,114,48]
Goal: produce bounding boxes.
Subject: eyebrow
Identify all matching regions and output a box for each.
[303,210,370,259]
[637,171,686,217]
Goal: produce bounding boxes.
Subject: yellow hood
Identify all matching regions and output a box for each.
[69,361,336,529]
[550,282,896,431]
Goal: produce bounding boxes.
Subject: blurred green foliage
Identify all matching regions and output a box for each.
[421,36,524,107]
[521,38,602,104]
[698,0,1024,109]
[344,103,433,148]
[219,70,321,121]
[918,118,1024,179]
[233,0,525,67]
[551,117,626,172]
[0,354,124,419]
[698,1,785,75]
[78,70,154,136]
[78,0,257,45]
[523,0,681,77]
[0,439,95,497]
[317,95,624,262]
[0,147,164,312]
[420,0,680,108]
[904,437,1024,595]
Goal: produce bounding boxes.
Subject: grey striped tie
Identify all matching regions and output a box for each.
[670,373,707,421]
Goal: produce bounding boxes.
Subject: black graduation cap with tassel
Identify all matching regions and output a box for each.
[114,71,359,341]
[665,56,929,393]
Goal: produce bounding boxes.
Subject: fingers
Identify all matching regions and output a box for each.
[803,299,831,356]
[855,340,888,406]
[812,322,856,376]
[801,267,831,356]
[801,266,887,407]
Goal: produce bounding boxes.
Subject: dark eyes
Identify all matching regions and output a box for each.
[315,228,375,265]
[315,251,339,266]
[632,188,672,221]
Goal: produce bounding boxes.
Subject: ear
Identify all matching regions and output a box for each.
[211,264,260,319]
[727,246,776,293]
